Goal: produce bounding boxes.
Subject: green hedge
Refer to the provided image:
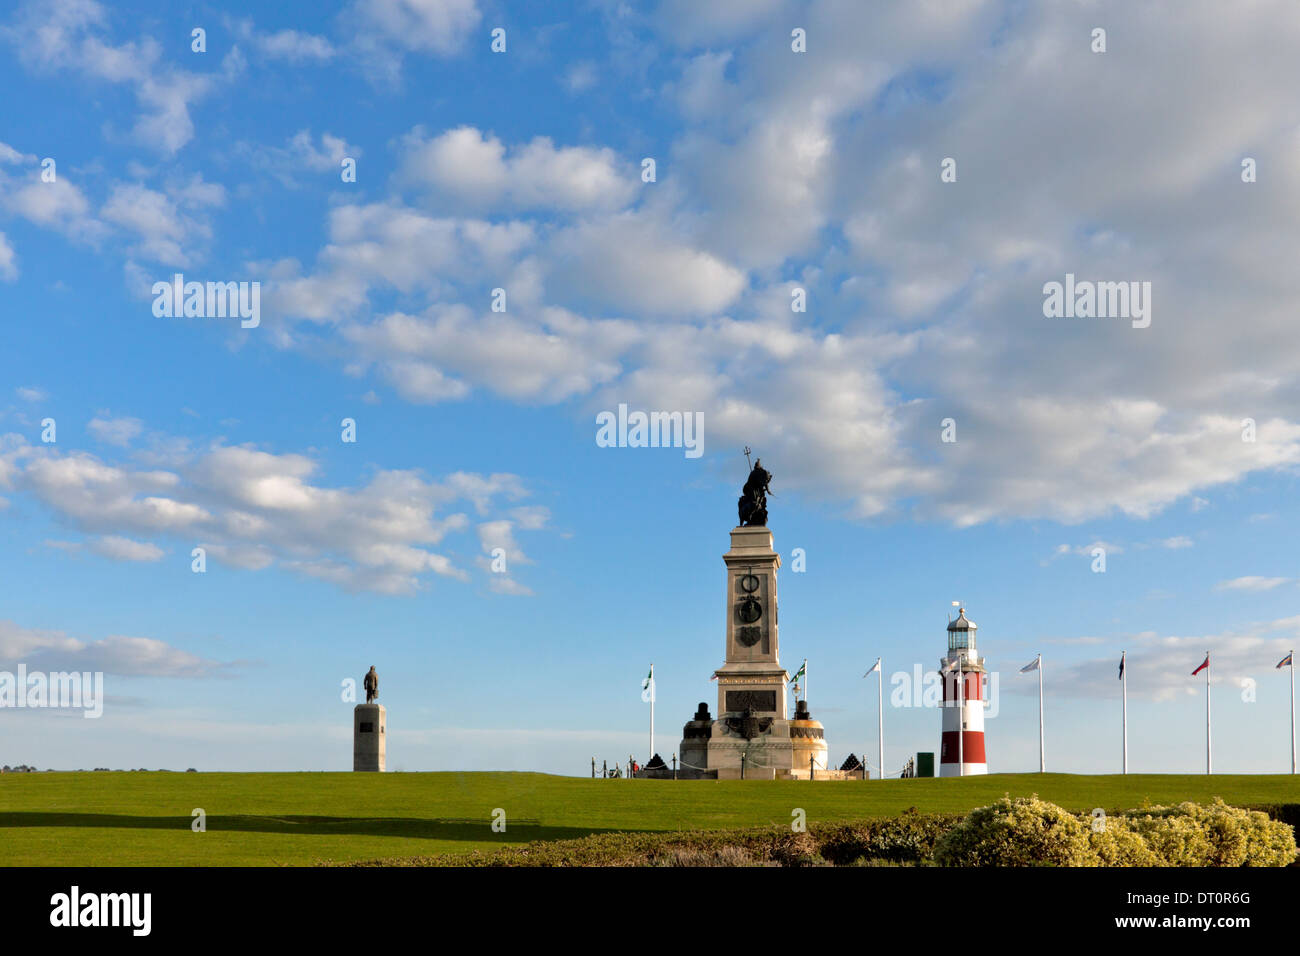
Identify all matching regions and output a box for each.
[342,800,1300,867]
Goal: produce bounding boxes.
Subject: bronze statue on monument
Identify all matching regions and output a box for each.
[737,446,772,527]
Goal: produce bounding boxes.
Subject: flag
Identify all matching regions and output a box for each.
[1278,652,1294,669]
[789,661,806,684]
[641,665,655,702]
[863,658,881,677]
[1191,654,1209,676]
[1020,656,1040,673]
[1118,652,1125,680]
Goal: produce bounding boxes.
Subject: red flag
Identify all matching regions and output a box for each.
[1191,654,1209,676]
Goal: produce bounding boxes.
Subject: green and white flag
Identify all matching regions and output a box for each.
[641,665,655,702]
[789,662,806,684]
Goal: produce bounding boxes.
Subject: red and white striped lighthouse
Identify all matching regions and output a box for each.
[940,607,988,776]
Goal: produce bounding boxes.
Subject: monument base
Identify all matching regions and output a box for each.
[674,699,850,780]
[353,703,386,771]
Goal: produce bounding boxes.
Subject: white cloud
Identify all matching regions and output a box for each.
[0,140,36,164]
[1,433,544,596]
[99,177,223,266]
[346,0,480,81]
[89,535,164,562]
[240,130,360,188]
[87,414,143,447]
[548,214,747,316]
[344,304,638,403]
[253,29,335,62]
[398,126,636,212]
[5,0,216,154]
[352,0,479,53]
[15,1,1300,532]
[0,618,230,677]
[2,175,96,235]
[1216,576,1290,592]
[652,0,787,46]
[1025,616,1300,703]
[0,231,15,280]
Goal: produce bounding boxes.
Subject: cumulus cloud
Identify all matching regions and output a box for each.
[398,126,637,212]
[99,175,223,266]
[15,1,1300,533]
[4,0,218,154]
[344,304,638,403]
[1,431,545,596]
[1,173,100,241]
[346,0,480,82]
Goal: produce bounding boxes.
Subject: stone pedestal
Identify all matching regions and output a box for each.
[676,523,843,778]
[704,526,791,773]
[712,525,788,719]
[353,703,386,771]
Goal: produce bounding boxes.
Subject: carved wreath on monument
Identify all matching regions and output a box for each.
[723,708,774,740]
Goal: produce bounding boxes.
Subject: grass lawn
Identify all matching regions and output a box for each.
[1,771,1297,866]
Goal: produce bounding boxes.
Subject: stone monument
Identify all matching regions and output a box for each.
[676,454,842,779]
[353,665,386,771]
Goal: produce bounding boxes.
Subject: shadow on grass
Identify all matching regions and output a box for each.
[0,812,626,842]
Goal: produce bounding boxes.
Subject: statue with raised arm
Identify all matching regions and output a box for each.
[363,666,378,703]
[737,453,772,527]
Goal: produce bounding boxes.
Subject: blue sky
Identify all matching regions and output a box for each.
[2,0,1299,776]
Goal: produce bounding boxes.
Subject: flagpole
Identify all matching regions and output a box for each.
[1206,651,1212,775]
[804,658,809,703]
[957,656,964,777]
[1290,650,1295,775]
[877,657,884,782]
[649,663,655,762]
[1037,654,1045,773]
[1122,652,1128,775]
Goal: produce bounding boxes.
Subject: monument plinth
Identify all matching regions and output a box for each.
[353,703,386,771]
[674,457,848,780]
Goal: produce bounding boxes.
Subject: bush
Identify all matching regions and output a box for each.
[817,811,955,866]
[933,795,1298,868]
[343,798,1297,868]
[653,845,757,867]
[1088,816,1161,867]
[934,795,1096,867]
[1125,799,1297,867]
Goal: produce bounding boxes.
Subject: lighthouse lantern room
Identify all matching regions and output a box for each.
[940,607,988,776]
